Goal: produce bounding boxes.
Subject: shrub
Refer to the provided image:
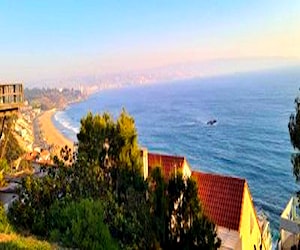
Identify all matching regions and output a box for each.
[0,159,9,187]
[49,199,118,250]
[8,176,53,235]
[18,159,32,171]
[0,234,52,250]
[0,203,12,234]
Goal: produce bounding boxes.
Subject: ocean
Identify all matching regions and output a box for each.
[53,67,300,238]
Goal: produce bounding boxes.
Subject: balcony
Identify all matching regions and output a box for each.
[278,196,300,250]
[0,83,24,117]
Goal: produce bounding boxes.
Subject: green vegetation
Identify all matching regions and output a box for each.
[0,235,53,250]
[149,167,220,249]
[0,116,24,165]
[0,116,25,187]
[49,199,118,249]
[4,132,24,163]
[289,93,300,180]
[0,203,53,249]
[8,110,220,249]
[18,159,32,171]
[0,159,9,187]
[0,202,12,234]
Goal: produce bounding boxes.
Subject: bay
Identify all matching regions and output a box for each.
[53,67,300,237]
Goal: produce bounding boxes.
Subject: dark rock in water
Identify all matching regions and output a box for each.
[207,119,217,125]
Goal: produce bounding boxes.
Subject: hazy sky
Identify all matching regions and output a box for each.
[1,1,300,82]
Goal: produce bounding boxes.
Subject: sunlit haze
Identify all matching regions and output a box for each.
[1,1,300,83]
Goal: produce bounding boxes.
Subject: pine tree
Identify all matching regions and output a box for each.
[166,173,220,249]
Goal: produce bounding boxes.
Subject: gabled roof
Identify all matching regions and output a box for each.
[192,171,245,231]
[148,153,185,179]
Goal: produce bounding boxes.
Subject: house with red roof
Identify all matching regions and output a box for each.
[24,149,52,165]
[141,148,272,250]
[24,151,39,161]
[192,171,272,250]
[141,148,191,180]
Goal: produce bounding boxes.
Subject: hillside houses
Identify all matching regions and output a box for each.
[14,113,34,152]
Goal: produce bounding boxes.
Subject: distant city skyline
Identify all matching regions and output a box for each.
[1,1,300,83]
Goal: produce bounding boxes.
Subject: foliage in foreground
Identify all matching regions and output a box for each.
[0,159,9,187]
[0,116,25,164]
[8,110,220,249]
[0,234,53,250]
[150,168,221,249]
[8,172,70,236]
[49,199,118,250]
[0,203,53,250]
[0,203,12,234]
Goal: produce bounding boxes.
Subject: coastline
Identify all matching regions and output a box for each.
[38,109,74,156]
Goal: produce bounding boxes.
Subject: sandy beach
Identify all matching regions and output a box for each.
[38,109,74,157]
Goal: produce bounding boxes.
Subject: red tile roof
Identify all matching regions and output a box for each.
[40,150,50,158]
[192,171,245,231]
[24,151,38,161]
[148,153,185,179]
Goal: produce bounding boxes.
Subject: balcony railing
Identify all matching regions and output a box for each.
[0,83,24,116]
[278,196,300,249]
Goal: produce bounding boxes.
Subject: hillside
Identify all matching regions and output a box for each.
[24,88,85,110]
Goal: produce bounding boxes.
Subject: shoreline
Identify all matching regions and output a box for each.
[38,109,74,157]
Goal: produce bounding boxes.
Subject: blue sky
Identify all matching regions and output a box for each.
[1,1,300,82]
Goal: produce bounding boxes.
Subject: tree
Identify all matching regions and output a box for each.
[77,111,115,165]
[75,110,157,249]
[166,173,221,249]
[104,176,153,250]
[8,166,72,235]
[0,116,24,164]
[76,109,143,199]
[77,109,142,171]
[49,199,118,250]
[115,110,142,175]
[289,94,300,180]
[288,90,300,250]
[148,167,220,249]
[149,167,168,248]
[8,109,220,249]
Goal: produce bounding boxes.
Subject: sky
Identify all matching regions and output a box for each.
[1,1,300,83]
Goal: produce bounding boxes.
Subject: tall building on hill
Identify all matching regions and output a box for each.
[141,148,272,250]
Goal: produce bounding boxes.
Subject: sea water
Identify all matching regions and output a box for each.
[53,67,300,237]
